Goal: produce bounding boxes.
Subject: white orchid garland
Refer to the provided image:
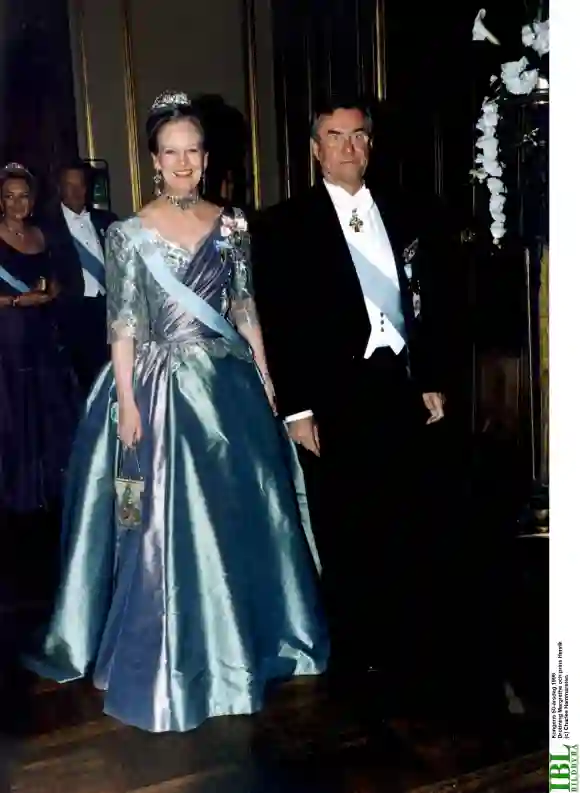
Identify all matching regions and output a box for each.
[470,11,549,246]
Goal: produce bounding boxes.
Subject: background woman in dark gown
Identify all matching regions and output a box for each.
[0,163,79,593]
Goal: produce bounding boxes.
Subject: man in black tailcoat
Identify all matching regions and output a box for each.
[43,162,117,395]
[251,98,448,696]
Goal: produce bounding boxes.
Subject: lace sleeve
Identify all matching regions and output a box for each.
[228,213,260,330]
[105,223,147,343]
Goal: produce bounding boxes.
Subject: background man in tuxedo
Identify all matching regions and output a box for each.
[252,98,447,694]
[44,162,117,395]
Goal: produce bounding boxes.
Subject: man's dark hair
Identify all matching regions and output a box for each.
[310,97,373,141]
[58,160,90,183]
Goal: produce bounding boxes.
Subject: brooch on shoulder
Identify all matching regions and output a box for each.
[216,210,248,254]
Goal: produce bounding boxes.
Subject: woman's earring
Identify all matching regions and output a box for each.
[199,170,205,197]
[153,169,163,197]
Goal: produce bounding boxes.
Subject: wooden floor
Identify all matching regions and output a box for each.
[0,671,547,793]
[0,540,549,793]
[0,439,549,792]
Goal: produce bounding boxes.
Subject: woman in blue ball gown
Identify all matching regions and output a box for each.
[29,91,328,732]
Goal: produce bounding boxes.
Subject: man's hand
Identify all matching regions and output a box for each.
[287,416,320,456]
[422,392,445,424]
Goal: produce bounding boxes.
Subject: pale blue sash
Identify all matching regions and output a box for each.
[0,264,30,293]
[347,243,407,341]
[72,238,106,291]
[133,227,241,344]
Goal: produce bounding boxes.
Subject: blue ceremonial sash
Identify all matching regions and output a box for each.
[133,227,241,344]
[347,243,407,341]
[72,237,106,291]
[0,264,30,293]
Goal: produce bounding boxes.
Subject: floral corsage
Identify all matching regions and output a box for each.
[215,211,248,257]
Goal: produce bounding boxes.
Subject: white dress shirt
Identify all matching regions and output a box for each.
[285,181,405,423]
[62,203,105,297]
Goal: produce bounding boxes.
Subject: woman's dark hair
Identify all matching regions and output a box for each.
[0,165,36,199]
[146,103,205,154]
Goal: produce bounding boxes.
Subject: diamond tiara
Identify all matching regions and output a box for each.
[1,162,31,175]
[150,90,192,113]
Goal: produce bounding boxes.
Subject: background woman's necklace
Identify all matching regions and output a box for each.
[3,222,24,238]
[165,192,200,211]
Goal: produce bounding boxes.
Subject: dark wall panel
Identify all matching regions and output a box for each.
[0,0,78,204]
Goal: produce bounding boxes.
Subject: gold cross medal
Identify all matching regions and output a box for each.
[349,209,364,232]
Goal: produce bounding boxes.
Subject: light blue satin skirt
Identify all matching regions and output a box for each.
[28,344,328,732]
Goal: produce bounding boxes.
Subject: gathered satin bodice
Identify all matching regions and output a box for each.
[141,225,228,346]
[105,214,256,363]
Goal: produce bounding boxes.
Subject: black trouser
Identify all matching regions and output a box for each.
[299,347,426,671]
[60,296,108,396]
[299,349,509,720]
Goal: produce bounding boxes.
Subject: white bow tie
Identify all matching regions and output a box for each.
[325,182,374,215]
[348,186,373,212]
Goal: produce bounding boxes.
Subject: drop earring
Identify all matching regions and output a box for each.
[198,170,205,197]
[153,169,163,197]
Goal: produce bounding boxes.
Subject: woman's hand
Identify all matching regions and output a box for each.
[118,398,143,448]
[14,290,51,307]
[14,278,59,306]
